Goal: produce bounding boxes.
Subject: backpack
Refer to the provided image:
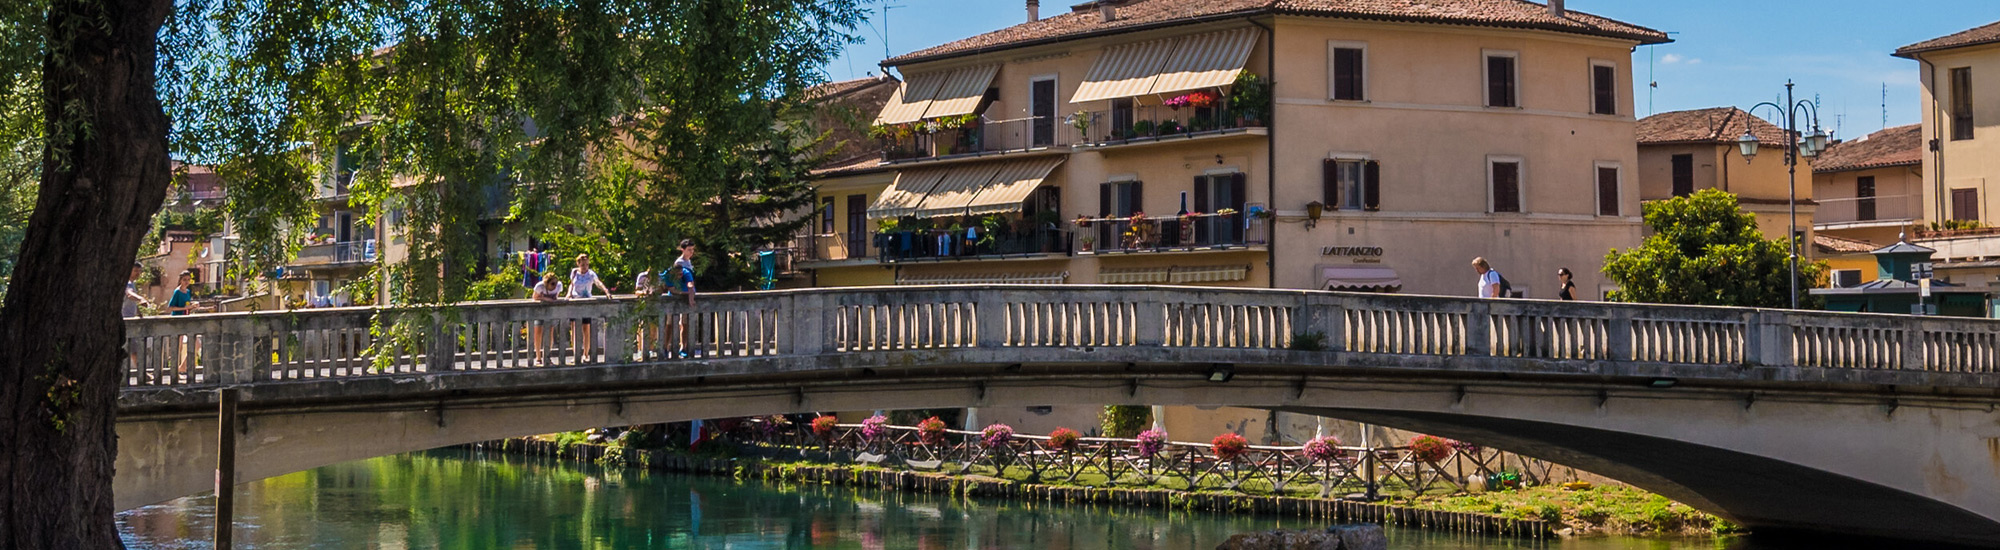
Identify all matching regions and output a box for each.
[1496,271,1513,298]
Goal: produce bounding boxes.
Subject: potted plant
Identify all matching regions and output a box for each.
[1211,432,1249,462]
[1131,120,1155,138]
[1069,111,1093,143]
[1079,235,1095,252]
[1157,119,1182,135]
[917,416,948,445]
[1135,428,1168,459]
[1229,72,1270,126]
[1046,427,1081,451]
[1408,435,1454,464]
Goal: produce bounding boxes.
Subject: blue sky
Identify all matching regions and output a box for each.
[823,0,1998,139]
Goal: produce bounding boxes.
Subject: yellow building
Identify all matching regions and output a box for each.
[1893,21,2000,289]
[801,0,1667,440]
[1635,107,1816,247]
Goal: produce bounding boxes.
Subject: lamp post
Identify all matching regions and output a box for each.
[1736,80,1829,310]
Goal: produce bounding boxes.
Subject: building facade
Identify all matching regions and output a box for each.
[801,0,1666,440]
[1635,107,1816,247]
[1891,21,2000,291]
[1809,124,1924,287]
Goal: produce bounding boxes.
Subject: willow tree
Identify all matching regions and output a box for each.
[0,0,860,547]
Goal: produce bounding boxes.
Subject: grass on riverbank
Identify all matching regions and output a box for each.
[1393,485,1741,536]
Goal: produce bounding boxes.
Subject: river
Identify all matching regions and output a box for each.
[119,449,1747,550]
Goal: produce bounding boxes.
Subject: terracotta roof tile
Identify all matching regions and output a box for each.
[1636,107,1789,147]
[1814,234,1879,255]
[885,0,1668,66]
[1813,124,1922,173]
[1895,20,2000,58]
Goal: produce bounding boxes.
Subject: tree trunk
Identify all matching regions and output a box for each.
[1,0,174,545]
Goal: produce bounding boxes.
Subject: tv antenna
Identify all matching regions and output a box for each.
[879,4,906,59]
[1643,32,1680,116]
[1882,82,1889,131]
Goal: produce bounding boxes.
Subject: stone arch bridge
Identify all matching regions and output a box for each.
[113,286,2000,546]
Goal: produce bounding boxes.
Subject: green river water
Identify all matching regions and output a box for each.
[116,449,1763,550]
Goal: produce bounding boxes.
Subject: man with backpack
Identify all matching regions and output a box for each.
[1472,257,1511,298]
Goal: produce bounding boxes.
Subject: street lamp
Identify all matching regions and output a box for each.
[1740,79,1825,310]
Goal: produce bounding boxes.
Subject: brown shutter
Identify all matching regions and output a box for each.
[1322,159,1339,208]
[1193,176,1211,213]
[1363,161,1381,212]
[1597,166,1619,216]
[1229,172,1247,211]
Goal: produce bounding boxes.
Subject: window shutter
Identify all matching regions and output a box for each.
[1229,172,1247,210]
[1363,161,1381,212]
[1194,176,1211,213]
[1099,182,1112,217]
[1322,159,1339,207]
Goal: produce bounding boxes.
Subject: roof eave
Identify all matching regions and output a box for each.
[1815,160,1922,174]
[1272,9,1671,46]
[1895,38,2000,59]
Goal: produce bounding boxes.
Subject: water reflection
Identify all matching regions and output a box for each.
[121,449,1760,550]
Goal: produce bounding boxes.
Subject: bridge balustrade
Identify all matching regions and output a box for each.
[118,286,2000,390]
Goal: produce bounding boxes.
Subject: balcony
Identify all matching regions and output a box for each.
[874,227,1072,263]
[874,91,1269,165]
[793,232,876,265]
[1074,101,1266,150]
[317,174,354,202]
[293,240,377,268]
[877,116,1084,165]
[1077,212,1268,254]
[1814,194,1920,229]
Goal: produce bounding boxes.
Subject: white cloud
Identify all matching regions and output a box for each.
[1687,58,1702,65]
[1660,53,1683,64]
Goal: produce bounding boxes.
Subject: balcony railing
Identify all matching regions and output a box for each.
[1076,102,1263,146]
[875,227,1071,263]
[294,240,377,267]
[793,232,874,263]
[1815,194,1919,226]
[1079,212,1267,253]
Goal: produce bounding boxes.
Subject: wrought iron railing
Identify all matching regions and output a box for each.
[294,240,376,267]
[875,227,1071,262]
[1079,212,1265,253]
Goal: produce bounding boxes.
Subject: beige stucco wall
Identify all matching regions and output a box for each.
[1813,165,1924,246]
[1914,44,2000,223]
[1636,143,1721,201]
[1638,141,1816,245]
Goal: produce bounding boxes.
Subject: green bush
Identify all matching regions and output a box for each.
[1099,405,1151,438]
[464,264,525,301]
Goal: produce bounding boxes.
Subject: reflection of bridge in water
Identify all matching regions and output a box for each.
[114,286,2000,546]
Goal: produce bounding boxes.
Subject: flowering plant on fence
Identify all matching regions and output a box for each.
[1409,435,1454,463]
[1136,429,1168,458]
[916,416,948,445]
[1046,427,1080,450]
[1210,432,1249,461]
[1301,435,1342,462]
[810,415,840,440]
[757,415,786,437]
[1449,439,1483,456]
[981,424,1014,448]
[860,415,889,441]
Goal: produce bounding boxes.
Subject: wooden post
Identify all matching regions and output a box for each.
[215,387,239,549]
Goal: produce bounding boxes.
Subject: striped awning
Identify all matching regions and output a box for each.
[922,65,1000,120]
[1322,265,1402,292]
[1170,264,1250,284]
[1150,28,1261,96]
[1071,37,1180,103]
[910,164,1004,219]
[1100,267,1170,284]
[963,157,1066,217]
[897,271,1069,285]
[866,168,950,220]
[875,72,949,125]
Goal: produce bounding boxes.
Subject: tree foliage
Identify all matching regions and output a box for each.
[1603,189,1826,308]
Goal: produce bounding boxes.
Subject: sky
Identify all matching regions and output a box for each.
[822,0,1998,139]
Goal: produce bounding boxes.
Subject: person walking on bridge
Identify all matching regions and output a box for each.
[1471,257,1510,298]
[124,263,152,318]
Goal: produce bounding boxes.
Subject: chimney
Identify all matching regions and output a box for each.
[1027,0,1039,22]
[1548,0,1565,18]
[1099,1,1117,22]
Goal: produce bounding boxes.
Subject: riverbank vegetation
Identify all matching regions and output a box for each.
[1396,484,1740,537]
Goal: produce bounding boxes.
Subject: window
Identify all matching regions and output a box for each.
[1832,269,1863,288]
[819,197,835,234]
[845,194,868,253]
[1591,62,1617,115]
[1194,172,1247,245]
[1329,42,1366,101]
[1098,180,1143,246]
[1951,67,1974,141]
[1595,164,1620,216]
[1031,76,1057,147]
[1320,158,1378,211]
[1670,154,1694,197]
[1952,188,1979,222]
[1856,176,1876,221]
[1485,52,1518,108]
[1489,159,1522,213]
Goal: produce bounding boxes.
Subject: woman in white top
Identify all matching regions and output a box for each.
[568,254,611,361]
